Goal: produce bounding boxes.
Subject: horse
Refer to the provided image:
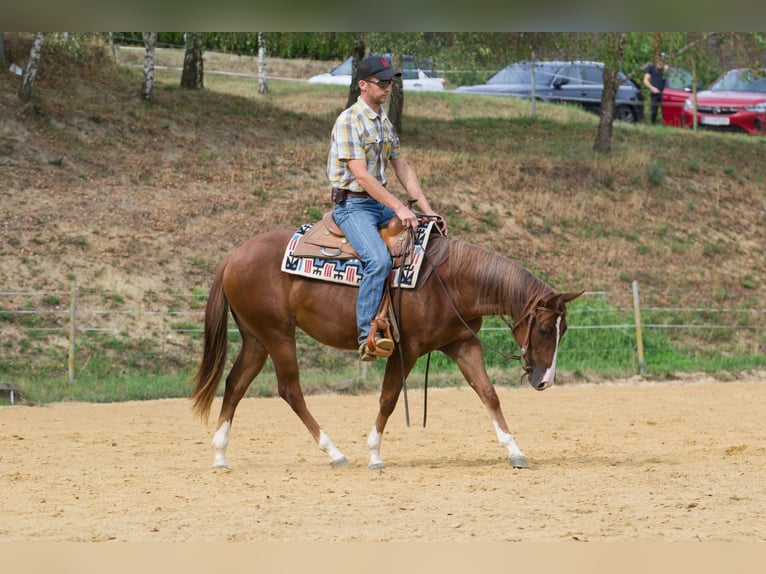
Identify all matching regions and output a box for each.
[191,227,582,470]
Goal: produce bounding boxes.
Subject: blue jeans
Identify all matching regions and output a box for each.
[333,196,395,345]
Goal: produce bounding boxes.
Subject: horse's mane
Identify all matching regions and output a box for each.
[445,238,552,315]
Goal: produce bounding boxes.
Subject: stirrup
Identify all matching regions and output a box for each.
[359,332,395,361]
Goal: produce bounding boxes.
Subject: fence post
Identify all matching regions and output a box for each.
[68,280,77,383]
[631,280,646,373]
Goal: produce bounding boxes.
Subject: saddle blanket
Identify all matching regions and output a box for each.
[281,220,435,289]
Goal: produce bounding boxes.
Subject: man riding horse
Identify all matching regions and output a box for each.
[327,55,446,361]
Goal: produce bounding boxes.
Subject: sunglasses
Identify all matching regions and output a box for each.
[367,78,393,89]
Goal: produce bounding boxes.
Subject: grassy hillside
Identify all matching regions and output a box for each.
[1,40,764,400]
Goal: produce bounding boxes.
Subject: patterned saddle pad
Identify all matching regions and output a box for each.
[280,220,435,289]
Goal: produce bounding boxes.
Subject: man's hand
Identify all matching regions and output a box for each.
[395,204,419,231]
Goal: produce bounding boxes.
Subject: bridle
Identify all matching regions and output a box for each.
[506,296,562,375]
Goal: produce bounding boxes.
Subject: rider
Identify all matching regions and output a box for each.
[327,55,442,361]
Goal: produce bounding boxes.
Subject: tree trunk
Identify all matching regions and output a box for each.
[593,68,618,153]
[346,34,365,108]
[593,33,626,153]
[180,32,204,89]
[18,32,44,102]
[0,32,7,70]
[141,32,157,101]
[257,32,267,95]
[387,53,404,133]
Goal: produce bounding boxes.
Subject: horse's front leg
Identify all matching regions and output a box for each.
[443,338,529,468]
[366,358,414,470]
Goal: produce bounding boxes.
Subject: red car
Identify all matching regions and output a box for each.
[661,67,698,127]
[682,68,766,134]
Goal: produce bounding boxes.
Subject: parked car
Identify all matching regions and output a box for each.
[454,60,644,122]
[659,67,700,127]
[681,68,766,134]
[308,55,446,92]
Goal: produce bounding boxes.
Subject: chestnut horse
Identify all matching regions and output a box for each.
[191,228,582,470]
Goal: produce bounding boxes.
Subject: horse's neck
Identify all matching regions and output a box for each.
[446,240,550,320]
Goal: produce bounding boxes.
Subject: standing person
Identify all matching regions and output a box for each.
[643,51,669,125]
[327,55,444,361]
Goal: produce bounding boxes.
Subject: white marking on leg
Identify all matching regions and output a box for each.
[212,420,231,469]
[493,420,526,460]
[367,425,385,469]
[541,316,562,388]
[318,430,347,466]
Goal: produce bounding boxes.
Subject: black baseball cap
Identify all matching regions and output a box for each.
[357,56,401,80]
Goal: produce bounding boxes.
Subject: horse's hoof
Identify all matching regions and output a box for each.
[330,456,349,468]
[509,455,529,469]
[212,464,230,471]
[368,462,386,471]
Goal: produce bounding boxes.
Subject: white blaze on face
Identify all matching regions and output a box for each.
[541,315,562,388]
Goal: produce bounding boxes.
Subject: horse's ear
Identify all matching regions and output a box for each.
[559,290,585,304]
[543,290,585,311]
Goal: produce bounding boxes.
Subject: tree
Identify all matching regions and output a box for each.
[387,53,404,133]
[0,32,7,70]
[180,32,204,89]
[257,32,267,95]
[141,32,157,101]
[346,34,366,109]
[18,32,44,102]
[593,33,627,153]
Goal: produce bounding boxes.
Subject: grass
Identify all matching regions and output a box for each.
[3,296,764,405]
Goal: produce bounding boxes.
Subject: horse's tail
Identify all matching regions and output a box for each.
[191,259,230,422]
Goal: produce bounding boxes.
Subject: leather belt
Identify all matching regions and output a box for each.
[345,190,369,198]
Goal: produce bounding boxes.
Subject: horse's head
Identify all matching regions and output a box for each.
[512,290,584,391]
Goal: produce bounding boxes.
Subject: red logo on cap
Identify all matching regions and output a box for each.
[380,58,389,67]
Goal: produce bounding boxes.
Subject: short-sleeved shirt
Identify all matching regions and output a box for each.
[327,96,402,192]
[644,63,666,91]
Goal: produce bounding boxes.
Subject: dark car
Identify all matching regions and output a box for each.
[681,68,766,134]
[454,60,645,122]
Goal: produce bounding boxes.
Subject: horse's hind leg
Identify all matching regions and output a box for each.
[212,333,268,469]
[269,340,348,467]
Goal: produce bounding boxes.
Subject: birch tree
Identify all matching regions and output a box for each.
[180,32,204,89]
[257,32,267,95]
[141,32,157,101]
[19,32,44,102]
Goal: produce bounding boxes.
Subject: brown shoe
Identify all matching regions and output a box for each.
[359,343,376,362]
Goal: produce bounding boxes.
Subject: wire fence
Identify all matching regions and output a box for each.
[1,282,764,383]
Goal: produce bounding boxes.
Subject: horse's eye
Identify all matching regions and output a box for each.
[539,325,552,336]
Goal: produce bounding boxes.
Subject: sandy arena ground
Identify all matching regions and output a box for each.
[1,378,765,542]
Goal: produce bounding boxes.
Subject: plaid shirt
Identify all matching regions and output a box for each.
[327,96,402,192]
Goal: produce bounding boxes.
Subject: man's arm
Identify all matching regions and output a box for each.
[347,158,419,229]
[643,70,658,93]
[391,157,447,235]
